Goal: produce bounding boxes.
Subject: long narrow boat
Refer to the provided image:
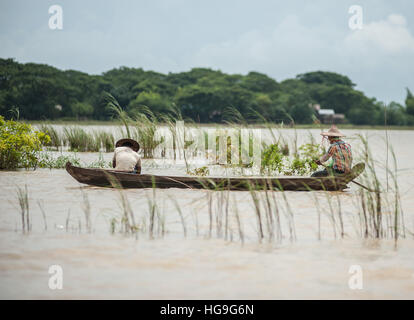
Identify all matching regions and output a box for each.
[66,162,365,191]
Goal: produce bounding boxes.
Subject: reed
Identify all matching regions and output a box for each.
[16,185,30,233]
[37,200,48,231]
[274,181,297,242]
[38,123,117,153]
[170,196,187,238]
[248,184,264,242]
[148,190,156,239]
[347,134,408,241]
[267,181,283,242]
[66,209,71,232]
[224,186,230,241]
[110,217,117,234]
[232,194,244,245]
[64,127,100,152]
[131,106,162,158]
[39,124,62,150]
[95,131,115,152]
[104,172,139,236]
[80,188,92,233]
[105,92,131,138]
[207,191,213,238]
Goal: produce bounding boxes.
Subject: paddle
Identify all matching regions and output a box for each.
[314,161,378,192]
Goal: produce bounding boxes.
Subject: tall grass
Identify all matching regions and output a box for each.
[64,127,101,152]
[39,124,61,150]
[105,92,131,138]
[350,134,406,240]
[131,106,162,158]
[95,131,115,152]
[12,125,411,247]
[38,123,115,153]
[37,200,48,231]
[81,188,92,233]
[16,185,30,233]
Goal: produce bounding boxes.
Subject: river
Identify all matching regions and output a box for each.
[0,127,413,299]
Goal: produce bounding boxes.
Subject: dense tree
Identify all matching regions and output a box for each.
[297,71,355,87]
[240,71,279,93]
[376,102,407,126]
[129,91,170,114]
[0,58,411,125]
[405,88,414,116]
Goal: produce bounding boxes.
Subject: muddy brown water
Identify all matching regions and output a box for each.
[1,128,414,299]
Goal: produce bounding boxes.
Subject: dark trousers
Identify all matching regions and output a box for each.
[311,167,345,177]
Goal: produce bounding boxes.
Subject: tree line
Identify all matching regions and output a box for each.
[1,58,413,125]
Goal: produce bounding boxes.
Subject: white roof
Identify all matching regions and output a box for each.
[318,109,335,115]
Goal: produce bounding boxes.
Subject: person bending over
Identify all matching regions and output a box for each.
[112,138,141,174]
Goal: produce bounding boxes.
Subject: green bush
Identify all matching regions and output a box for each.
[284,143,321,175]
[261,142,322,176]
[0,116,50,169]
[261,144,284,174]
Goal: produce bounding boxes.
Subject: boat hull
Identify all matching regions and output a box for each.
[65,162,362,191]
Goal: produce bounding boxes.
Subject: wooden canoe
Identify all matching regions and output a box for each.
[65,162,365,191]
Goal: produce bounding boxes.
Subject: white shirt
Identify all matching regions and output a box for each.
[113,147,141,172]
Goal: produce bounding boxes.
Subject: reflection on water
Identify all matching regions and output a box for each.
[1,128,414,299]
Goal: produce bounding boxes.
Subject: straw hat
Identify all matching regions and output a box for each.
[320,125,345,137]
[115,138,140,152]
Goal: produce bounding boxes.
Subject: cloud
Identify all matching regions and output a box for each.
[191,15,336,77]
[1,1,413,104]
[343,14,414,54]
[189,13,414,103]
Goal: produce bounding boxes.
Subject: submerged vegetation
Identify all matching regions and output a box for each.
[37,152,82,169]
[7,113,411,248]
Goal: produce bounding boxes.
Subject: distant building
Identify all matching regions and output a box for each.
[313,104,345,124]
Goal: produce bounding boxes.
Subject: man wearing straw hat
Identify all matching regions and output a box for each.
[112,138,142,174]
[311,125,352,177]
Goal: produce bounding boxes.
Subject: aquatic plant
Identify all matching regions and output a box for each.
[0,116,50,169]
[80,188,92,233]
[131,106,162,158]
[16,184,30,233]
[87,153,111,169]
[187,166,209,176]
[105,92,132,138]
[261,144,284,174]
[37,152,81,169]
[63,127,100,152]
[97,131,115,152]
[38,124,62,150]
[37,200,48,231]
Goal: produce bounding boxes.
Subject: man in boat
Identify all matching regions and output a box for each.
[112,138,142,174]
[311,125,352,177]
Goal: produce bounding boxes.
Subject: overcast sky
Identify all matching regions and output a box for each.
[1,0,413,104]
